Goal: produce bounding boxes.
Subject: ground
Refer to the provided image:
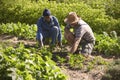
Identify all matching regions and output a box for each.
[0,35,114,80]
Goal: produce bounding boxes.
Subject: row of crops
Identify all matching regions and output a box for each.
[0,22,120,80]
[0,0,120,80]
[0,44,67,80]
[0,22,37,39]
[0,23,120,56]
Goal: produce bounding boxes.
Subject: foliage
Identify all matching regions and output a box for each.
[0,0,120,34]
[0,23,120,56]
[68,54,108,71]
[0,43,67,80]
[105,0,120,19]
[50,0,120,19]
[101,59,120,80]
[68,54,85,69]
[55,53,108,71]
[0,0,120,79]
[0,22,37,39]
[94,32,120,56]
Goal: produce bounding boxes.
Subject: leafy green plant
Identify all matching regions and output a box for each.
[0,22,37,39]
[0,43,67,80]
[68,54,85,69]
[85,56,108,71]
[101,59,120,80]
[94,56,108,65]
[67,53,108,71]
[94,32,120,56]
[0,0,119,35]
[56,56,66,66]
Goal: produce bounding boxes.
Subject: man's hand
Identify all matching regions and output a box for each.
[70,37,81,53]
[64,27,70,33]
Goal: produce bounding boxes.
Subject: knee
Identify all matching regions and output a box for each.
[51,26,58,32]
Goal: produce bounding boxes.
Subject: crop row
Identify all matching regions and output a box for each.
[0,44,67,80]
[0,23,120,55]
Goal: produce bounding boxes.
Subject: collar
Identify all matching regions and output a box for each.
[73,21,81,28]
[43,16,53,22]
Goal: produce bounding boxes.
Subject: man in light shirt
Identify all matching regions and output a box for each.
[64,12,95,57]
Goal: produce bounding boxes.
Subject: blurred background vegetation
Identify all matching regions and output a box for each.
[0,0,120,34]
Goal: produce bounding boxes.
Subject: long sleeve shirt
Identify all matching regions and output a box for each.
[37,16,62,42]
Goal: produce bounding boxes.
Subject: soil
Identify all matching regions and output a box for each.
[0,35,114,80]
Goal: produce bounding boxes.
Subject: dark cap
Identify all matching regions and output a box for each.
[43,9,51,16]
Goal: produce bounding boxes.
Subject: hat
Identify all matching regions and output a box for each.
[64,12,80,24]
[43,9,51,16]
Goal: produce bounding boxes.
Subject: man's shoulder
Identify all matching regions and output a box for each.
[79,19,87,25]
[40,16,44,20]
[37,16,44,22]
[51,16,58,20]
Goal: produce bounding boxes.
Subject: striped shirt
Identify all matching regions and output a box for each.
[66,19,95,43]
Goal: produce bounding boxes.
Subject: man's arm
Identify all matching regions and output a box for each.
[36,17,44,47]
[53,16,62,42]
[70,37,81,53]
[70,25,86,53]
[37,17,43,33]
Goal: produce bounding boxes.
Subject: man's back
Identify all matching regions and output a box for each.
[74,19,95,42]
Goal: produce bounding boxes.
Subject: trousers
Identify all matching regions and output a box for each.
[36,26,59,45]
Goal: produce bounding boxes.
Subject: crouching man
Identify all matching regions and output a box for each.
[36,9,62,48]
[64,12,95,57]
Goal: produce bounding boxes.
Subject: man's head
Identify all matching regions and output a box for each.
[43,9,51,22]
[64,12,80,27]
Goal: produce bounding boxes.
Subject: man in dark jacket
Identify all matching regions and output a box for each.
[36,9,62,47]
